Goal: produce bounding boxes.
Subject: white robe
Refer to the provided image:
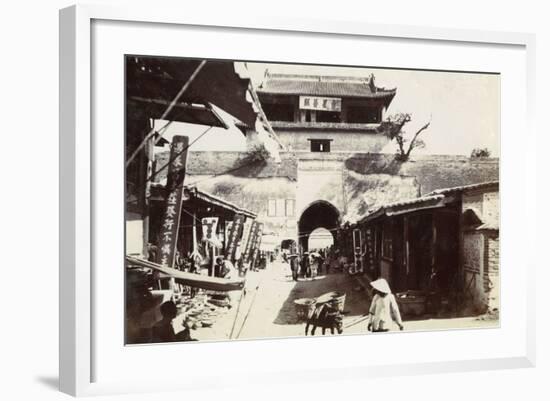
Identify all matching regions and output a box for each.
[368,293,403,331]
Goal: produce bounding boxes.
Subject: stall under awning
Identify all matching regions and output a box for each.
[127,256,245,292]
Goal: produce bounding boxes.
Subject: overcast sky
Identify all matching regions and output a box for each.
[245,62,500,157]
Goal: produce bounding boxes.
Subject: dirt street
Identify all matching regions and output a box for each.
[182,261,497,342]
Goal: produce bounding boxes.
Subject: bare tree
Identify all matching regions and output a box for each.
[383,113,431,161]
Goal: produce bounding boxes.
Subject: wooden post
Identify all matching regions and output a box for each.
[221,217,226,254]
[404,216,410,275]
[192,212,197,271]
[192,213,197,251]
[142,130,154,258]
[211,243,216,277]
[431,213,438,272]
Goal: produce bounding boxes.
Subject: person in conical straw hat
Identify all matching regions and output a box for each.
[367,278,404,332]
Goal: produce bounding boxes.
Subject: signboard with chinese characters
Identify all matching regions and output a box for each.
[250,223,264,266]
[201,217,219,242]
[364,228,375,272]
[225,213,244,262]
[156,135,189,267]
[242,220,260,264]
[299,96,342,112]
[236,219,252,261]
[353,228,363,273]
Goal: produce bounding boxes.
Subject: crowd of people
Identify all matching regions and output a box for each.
[282,245,353,281]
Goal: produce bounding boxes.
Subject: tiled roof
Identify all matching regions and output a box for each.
[257,75,396,101]
[379,194,445,211]
[149,184,257,218]
[427,181,499,196]
[357,194,446,224]
[357,180,500,226]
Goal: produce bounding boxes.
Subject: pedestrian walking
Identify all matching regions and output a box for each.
[309,252,321,279]
[288,253,300,281]
[301,252,310,278]
[367,278,404,332]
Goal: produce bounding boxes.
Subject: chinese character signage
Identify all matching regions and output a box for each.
[242,220,260,264]
[353,228,363,273]
[225,213,244,262]
[201,217,219,241]
[250,223,264,264]
[299,96,342,112]
[156,135,189,267]
[236,219,251,260]
[365,228,375,271]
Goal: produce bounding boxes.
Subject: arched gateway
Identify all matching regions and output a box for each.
[298,201,341,252]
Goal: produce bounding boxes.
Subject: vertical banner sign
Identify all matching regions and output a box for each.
[201,217,219,242]
[353,228,363,273]
[156,136,189,267]
[225,221,233,245]
[225,213,244,262]
[365,228,375,271]
[251,223,264,266]
[236,220,252,261]
[242,221,259,264]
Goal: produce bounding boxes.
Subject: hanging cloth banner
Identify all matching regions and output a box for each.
[236,219,252,261]
[250,223,264,265]
[364,227,375,271]
[225,213,245,262]
[242,220,260,264]
[156,135,189,267]
[353,228,363,273]
[201,217,221,248]
[225,221,233,245]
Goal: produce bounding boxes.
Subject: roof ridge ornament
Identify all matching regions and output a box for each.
[368,73,377,92]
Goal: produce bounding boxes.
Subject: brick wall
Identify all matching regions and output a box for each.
[463,232,485,309]
[484,232,500,310]
[483,191,499,225]
[461,188,500,312]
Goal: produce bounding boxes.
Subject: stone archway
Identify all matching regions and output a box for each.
[298,200,341,252]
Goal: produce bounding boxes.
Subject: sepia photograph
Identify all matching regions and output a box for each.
[125,56,500,345]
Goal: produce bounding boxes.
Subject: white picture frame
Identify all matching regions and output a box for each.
[59,4,536,397]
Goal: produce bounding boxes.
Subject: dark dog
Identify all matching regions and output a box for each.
[305,302,343,336]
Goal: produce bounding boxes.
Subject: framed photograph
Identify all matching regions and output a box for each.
[59,4,536,397]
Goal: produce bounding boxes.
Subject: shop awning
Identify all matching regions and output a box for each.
[188,187,257,219]
[126,256,245,292]
[149,185,258,220]
[359,194,447,224]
